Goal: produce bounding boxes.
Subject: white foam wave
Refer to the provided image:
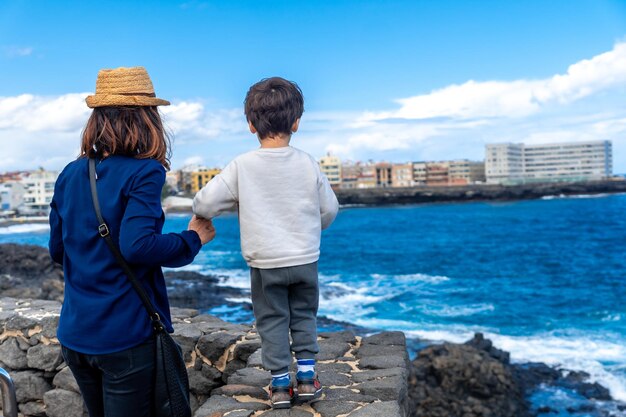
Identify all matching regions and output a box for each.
[421,303,495,317]
[371,273,450,284]
[162,264,203,273]
[203,250,237,256]
[0,223,50,234]
[601,314,622,322]
[541,193,616,200]
[225,297,251,304]
[210,269,251,289]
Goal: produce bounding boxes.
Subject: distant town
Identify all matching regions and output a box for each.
[0,139,617,219]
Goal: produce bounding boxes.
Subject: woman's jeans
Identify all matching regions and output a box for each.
[61,339,155,417]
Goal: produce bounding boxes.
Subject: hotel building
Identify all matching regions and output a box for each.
[486,140,613,184]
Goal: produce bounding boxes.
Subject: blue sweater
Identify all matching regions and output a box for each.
[49,156,201,354]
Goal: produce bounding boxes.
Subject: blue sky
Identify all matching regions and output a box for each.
[2,0,626,172]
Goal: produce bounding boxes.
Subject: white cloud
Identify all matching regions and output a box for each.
[0,93,91,132]
[162,104,245,142]
[312,42,626,171]
[366,42,626,121]
[0,95,248,172]
[3,46,33,58]
[2,42,626,173]
[182,156,204,166]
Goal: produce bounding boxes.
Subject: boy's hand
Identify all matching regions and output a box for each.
[188,215,216,245]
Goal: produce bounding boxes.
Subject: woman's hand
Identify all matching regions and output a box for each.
[188,215,216,245]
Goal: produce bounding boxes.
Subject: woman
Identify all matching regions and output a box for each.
[48,66,214,417]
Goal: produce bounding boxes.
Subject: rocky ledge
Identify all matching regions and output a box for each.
[0,297,410,417]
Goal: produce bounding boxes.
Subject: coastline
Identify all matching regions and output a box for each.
[333,179,626,206]
[3,180,625,224]
[162,179,626,214]
[0,242,624,415]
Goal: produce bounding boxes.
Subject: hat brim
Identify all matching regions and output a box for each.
[86,94,170,108]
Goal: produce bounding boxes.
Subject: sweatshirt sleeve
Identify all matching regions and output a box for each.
[48,195,64,265]
[192,161,239,219]
[318,169,339,230]
[119,162,202,268]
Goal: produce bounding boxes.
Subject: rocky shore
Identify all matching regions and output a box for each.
[0,243,623,417]
[334,179,626,206]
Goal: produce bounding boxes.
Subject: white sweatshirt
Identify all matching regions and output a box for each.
[192,146,339,269]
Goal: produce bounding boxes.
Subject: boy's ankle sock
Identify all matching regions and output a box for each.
[296,359,316,379]
[271,371,291,387]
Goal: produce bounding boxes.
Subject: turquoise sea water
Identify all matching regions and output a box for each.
[2,194,625,414]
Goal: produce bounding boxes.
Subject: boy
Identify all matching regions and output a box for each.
[192,77,339,408]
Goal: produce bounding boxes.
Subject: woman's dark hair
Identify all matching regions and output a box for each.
[80,106,171,169]
[244,77,304,139]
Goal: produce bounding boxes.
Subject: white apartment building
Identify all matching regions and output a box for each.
[319,155,342,187]
[0,182,26,211]
[485,143,524,184]
[485,140,612,184]
[21,170,58,213]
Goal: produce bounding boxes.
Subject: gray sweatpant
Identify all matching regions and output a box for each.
[250,261,320,374]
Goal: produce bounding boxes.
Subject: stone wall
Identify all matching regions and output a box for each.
[0,297,409,417]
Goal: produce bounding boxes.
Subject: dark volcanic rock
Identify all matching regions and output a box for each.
[464,332,510,364]
[561,371,612,401]
[408,336,529,417]
[0,244,64,301]
[334,179,626,206]
[512,362,561,392]
[164,270,244,310]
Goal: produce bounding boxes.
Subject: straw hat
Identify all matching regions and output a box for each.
[85,66,170,108]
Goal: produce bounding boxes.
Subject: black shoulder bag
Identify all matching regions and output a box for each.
[88,158,192,417]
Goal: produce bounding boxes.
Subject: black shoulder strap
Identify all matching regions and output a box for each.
[88,158,165,332]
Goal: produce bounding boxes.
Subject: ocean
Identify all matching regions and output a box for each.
[2,194,625,415]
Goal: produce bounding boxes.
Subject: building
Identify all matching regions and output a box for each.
[391,163,414,188]
[523,141,612,182]
[412,162,427,185]
[20,169,58,213]
[469,161,487,184]
[319,155,342,187]
[0,182,25,211]
[485,143,524,184]
[340,161,359,189]
[426,162,450,187]
[449,160,486,185]
[190,168,221,194]
[358,164,377,189]
[486,140,613,184]
[0,172,25,183]
[375,163,393,188]
[340,162,377,189]
[165,170,181,193]
[412,160,485,186]
[179,164,205,194]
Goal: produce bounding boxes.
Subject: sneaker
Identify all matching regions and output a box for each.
[269,385,294,409]
[296,373,322,402]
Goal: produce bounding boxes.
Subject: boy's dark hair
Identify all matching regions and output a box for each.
[244,77,304,139]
